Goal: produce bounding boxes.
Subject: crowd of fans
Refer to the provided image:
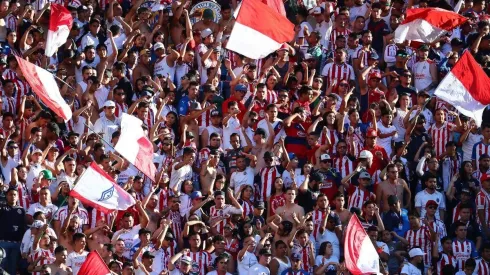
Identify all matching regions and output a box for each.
[1,0,490,274]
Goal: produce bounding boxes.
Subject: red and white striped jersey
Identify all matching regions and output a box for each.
[436,252,457,275]
[259,166,280,201]
[54,206,89,233]
[474,258,490,275]
[476,189,490,228]
[311,209,327,240]
[89,208,115,229]
[157,188,171,212]
[472,141,490,164]
[169,210,183,241]
[114,102,128,118]
[321,62,355,88]
[435,98,458,123]
[328,28,351,50]
[292,240,315,273]
[30,249,55,275]
[404,226,432,265]
[428,122,456,158]
[420,218,447,239]
[320,128,339,155]
[333,156,353,183]
[198,102,212,128]
[225,237,240,256]
[269,194,285,216]
[266,89,278,104]
[209,205,232,235]
[473,170,490,183]
[354,47,375,68]
[12,78,30,110]
[2,68,17,80]
[347,185,375,211]
[452,202,462,224]
[2,96,16,114]
[183,250,211,275]
[452,240,474,271]
[240,199,254,218]
[14,182,31,210]
[154,243,175,273]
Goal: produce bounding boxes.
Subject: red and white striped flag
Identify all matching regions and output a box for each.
[45,4,73,57]
[394,8,467,43]
[115,114,157,182]
[78,251,111,275]
[70,162,136,214]
[344,215,381,275]
[15,56,72,122]
[226,0,294,59]
[434,51,490,127]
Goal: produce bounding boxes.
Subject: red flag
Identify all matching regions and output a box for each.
[261,0,286,16]
[70,162,136,214]
[344,215,380,275]
[14,56,72,122]
[434,51,490,127]
[46,4,73,57]
[226,0,294,59]
[114,114,157,182]
[78,251,111,275]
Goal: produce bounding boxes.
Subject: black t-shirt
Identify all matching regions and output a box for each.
[0,205,26,242]
[296,188,319,213]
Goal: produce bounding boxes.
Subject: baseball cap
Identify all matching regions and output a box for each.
[153,42,165,51]
[264,151,274,160]
[426,200,438,207]
[190,191,204,200]
[461,188,472,195]
[32,148,43,155]
[68,131,80,137]
[369,52,380,60]
[180,256,192,264]
[480,153,490,160]
[481,173,490,182]
[201,28,213,38]
[396,49,408,57]
[214,190,225,197]
[254,201,265,209]
[387,195,399,205]
[418,44,430,51]
[288,152,297,160]
[142,251,155,259]
[418,89,430,97]
[368,71,382,80]
[278,43,289,51]
[320,154,331,161]
[408,248,426,258]
[292,253,302,260]
[310,6,323,15]
[139,49,151,56]
[235,84,248,92]
[41,170,56,180]
[32,220,45,229]
[359,171,371,179]
[303,53,314,60]
[366,128,378,138]
[359,150,373,159]
[103,100,116,108]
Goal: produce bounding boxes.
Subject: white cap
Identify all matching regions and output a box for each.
[201,28,213,38]
[103,100,116,108]
[32,149,43,155]
[359,150,373,159]
[153,42,165,51]
[310,6,323,15]
[320,154,331,161]
[31,220,45,229]
[408,248,426,258]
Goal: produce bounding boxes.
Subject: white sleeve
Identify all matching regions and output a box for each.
[415,193,423,208]
[438,193,446,210]
[93,119,103,135]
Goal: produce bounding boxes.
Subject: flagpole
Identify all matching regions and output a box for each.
[52,73,76,90]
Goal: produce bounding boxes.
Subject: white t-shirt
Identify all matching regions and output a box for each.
[316,229,340,259]
[248,263,270,275]
[223,117,241,150]
[400,262,422,275]
[67,250,89,275]
[230,167,255,194]
[462,132,483,162]
[111,224,142,259]
[169,162,193,191]
[206,271,232,275]
[238,251,258,275]
[394,108,408,142]
[256,119,286,144]
[314,255,339,273]
[27,203,58,218]
[414,190,446,220]
[376,122,397,156]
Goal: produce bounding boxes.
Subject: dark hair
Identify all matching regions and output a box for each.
[319,241,333,256]
[72,233,86,242]
[54,245,67,254]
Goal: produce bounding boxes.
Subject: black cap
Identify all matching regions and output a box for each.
[461,188,472,195]
[259,248,272,256]
[211,110,221,117]
[142,251,155,258]
[396,49,408,57]
[480,153,490,160]
[254,201,265,209]
[263,151,274,159]
[310,172,324,183]
[68,131,80,137]
[138,228,151,235]
[214,190,225,197]
[388,195,399,205]
[418,44,430,51]
[451,38,464,47]
[164,232,174,240]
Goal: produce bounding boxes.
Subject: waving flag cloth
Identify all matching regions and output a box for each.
[344,215,381,275]
[226,0,294,59]
[434,51,490,127]
[262,0,286,16]
[15,56,72,122]
[394,8,467,43]
[115,113,157,182]
[70,162,136,214]
[78,251,111,275]
[45,4,73,57]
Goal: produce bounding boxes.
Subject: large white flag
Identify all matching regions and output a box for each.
[45,4,73,57]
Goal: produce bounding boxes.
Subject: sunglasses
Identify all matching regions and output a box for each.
[397,53,408,57]
[339,83,349,87]
[427,206,437,209]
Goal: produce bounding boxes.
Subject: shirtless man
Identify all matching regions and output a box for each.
[217,4,235,35]
[132,50,152,86]
[200,149,220,195]
[58,215,81,253]
[376,163,411,212]
[47,246,73,275]
[274,188,305,226]
[192,9,219,34]
[242,113,275,174]
[267,215,295,254]
[86,219,111,253]
[332,192,350,226]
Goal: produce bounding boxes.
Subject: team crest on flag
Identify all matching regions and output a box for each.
[98,186,115,202]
